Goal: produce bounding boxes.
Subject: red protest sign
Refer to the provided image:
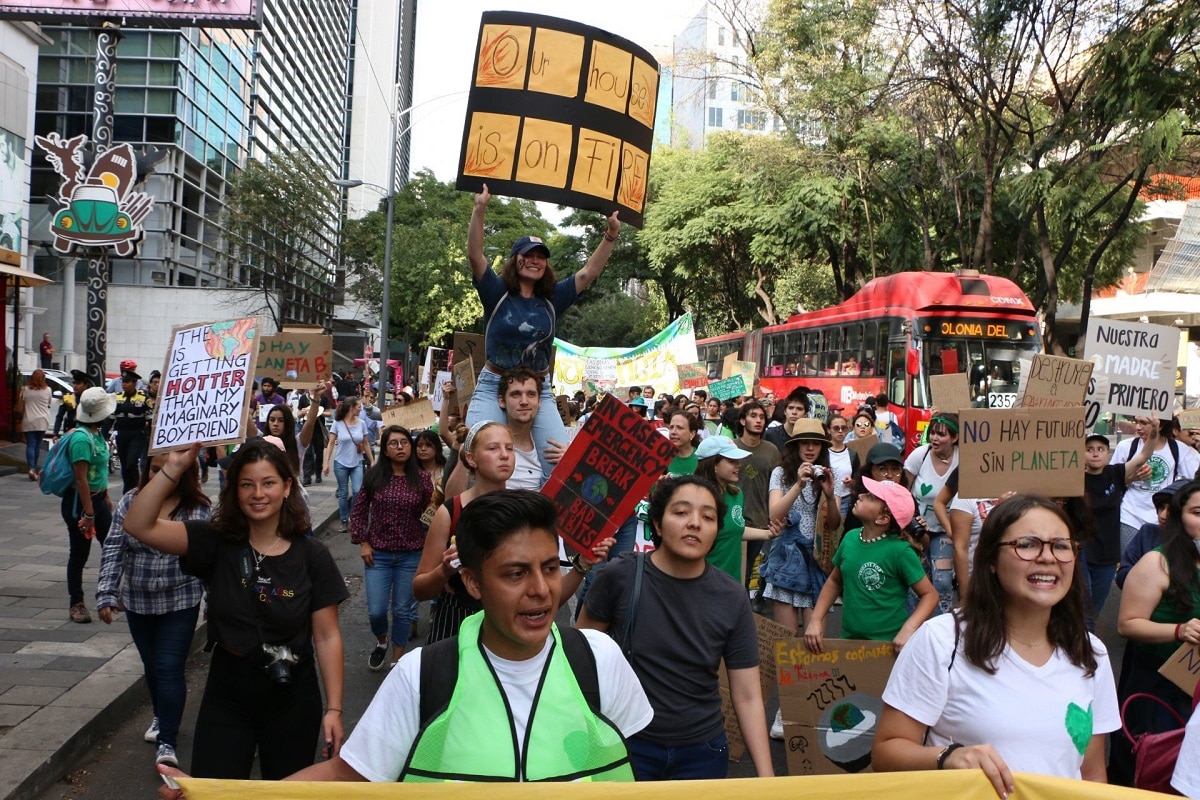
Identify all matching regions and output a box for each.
[542,394,675,555]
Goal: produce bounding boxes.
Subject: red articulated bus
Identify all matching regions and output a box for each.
[695,270,1042,451]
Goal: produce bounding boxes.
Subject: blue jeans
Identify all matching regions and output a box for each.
[25,431,45,471]
[627,731,729,781]
[1085,559,1118,621]
[467,366,565,481]
[126,605,200,748]
[333,460,363,523]
[364,549,422,643]
[927,532,955,615]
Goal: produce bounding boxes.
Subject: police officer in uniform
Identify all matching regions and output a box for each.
[112,369,151,492]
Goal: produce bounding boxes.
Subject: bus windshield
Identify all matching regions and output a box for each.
[916,318,1041,409]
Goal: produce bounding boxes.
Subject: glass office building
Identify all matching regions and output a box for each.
[30,1,365,328]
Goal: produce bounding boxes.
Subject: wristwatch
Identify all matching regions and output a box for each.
[569,553,593,575]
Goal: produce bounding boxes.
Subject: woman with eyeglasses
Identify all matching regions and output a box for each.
[873,495,1118,795]
[350,426,433,671]
[1113,479,1200,785]
[827,414,857,519]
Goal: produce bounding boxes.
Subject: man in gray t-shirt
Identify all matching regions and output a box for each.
[579,475,773,780]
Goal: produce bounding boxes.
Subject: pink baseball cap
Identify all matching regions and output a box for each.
[861,477,915,529]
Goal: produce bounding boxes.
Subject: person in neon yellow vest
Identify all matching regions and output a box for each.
[159,490,652,789]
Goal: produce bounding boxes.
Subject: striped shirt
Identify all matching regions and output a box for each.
[96,489,208,615]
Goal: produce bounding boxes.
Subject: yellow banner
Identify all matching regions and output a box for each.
[177,771,1176,799]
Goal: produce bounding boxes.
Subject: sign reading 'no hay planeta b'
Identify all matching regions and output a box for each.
[455,11,659,229]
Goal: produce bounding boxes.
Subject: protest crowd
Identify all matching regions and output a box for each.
[31,199,1200,799]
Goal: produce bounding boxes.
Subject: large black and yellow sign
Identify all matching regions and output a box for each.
[455,12,659,229]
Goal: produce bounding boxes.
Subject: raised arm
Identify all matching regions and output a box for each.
[467,184,491,279]
[573,212,620,294]
[124,444,200,556]
[1123,426,1156,484]
[299,380,329,450]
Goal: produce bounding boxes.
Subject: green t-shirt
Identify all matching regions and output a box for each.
[834,528,926,640]
[707,488,745,581]
[66,426,110,492]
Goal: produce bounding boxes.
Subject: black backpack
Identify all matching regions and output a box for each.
[418,626,600,727]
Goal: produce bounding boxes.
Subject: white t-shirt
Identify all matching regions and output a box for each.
[508,443,543,490]
[1172,705,1200,797]
[904,445,958,533]
[829,447,854,498]
[882,614,1120,780]
[947,496,995,574]
[340,629,653,782]
[1110,438,1200,529]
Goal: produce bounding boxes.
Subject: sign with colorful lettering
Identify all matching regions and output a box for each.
[0,0,262,28]
[775,638,895,775]
[708,375,747,403]
[553,314,697,395]
[542,394,675,555]
[676,362,708,390]
[255,332,332,384]
[455,11,659,228]
[957,407,1086,497]
[1084,319,1179,422]
[149,318,260,453]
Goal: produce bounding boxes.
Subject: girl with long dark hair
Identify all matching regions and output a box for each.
[97,454,209,768]
[324,396,372,531]
[125,440,347,780]
[874,495,1117,793]
[350,426,433,670]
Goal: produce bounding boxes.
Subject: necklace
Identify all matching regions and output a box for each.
[860,532,887,544]
[1012,637,1047,648]
[935,452,952,464]
[251,535,283,570]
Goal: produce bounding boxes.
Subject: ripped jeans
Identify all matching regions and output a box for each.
[925,532,956,614]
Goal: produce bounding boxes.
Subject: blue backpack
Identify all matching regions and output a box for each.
[39,429,89,497]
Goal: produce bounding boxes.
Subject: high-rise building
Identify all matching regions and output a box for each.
[671,1,778,149]
[26,1,414,373]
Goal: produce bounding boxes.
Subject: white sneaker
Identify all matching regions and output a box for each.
[144,717,159,743]
[155,743,179,767]
[770,709,785,740]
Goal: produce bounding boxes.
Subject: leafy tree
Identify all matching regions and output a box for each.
[341,171,555,348]
[221,151,340,328]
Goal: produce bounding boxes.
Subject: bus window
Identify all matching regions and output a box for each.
[873,321,888,376]
[821,328,841,374]
[803,331,820,375]
[843,324,864,376]
[764,334,785,377]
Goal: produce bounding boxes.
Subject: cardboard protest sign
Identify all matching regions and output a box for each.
[452,332,485,379]
[929,373,971,414]
[1018,354,1092,409]
[456,11,659,228]
[720,615,795,760]
[846,433,878,465]
[708,375,746,402]
[677,362,708,390]
[452,357,476,412]
[808,392,829,423]
[381,398,437,431]
[1158,641,1200,697]
[541,394,675,555]
[430,370,452,413]
[1176,409,1200,430]
[1084,319,1179,421]
[957,407,1086,497]
[150,317,260,453]
[775,638,895,775]
[725,360,756,394]
[255,332,332,384]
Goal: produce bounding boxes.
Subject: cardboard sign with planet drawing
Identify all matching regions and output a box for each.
[455,11,659,228]
[541,394,675,555]
[775,638,895,775]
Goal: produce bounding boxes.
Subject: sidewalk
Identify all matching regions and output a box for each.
[0,467,342,800]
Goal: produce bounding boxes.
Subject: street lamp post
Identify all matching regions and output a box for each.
[334,125,397,400]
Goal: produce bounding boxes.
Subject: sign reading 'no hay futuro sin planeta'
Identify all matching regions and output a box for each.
[456,12,659,228]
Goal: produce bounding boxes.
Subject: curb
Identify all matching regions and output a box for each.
[0,507,341,800]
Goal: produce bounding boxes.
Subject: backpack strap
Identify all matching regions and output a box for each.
[1126,437,1140,461]
[418,636,459,728]
[1168,438,1181,481]
[620,553,647,660]
[417,625,601,728]
[559,626,601,715]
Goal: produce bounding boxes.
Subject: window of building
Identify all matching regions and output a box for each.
[737,109,766,130]
[708,79,718,100]
[731,83,743,102]
[707,106,723,128]
[717,27,726,46]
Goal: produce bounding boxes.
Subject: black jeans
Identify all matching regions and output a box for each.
[303,431,325,481]
[116,431,148,493]
[191,647,321,779]
[62,489,112,606]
